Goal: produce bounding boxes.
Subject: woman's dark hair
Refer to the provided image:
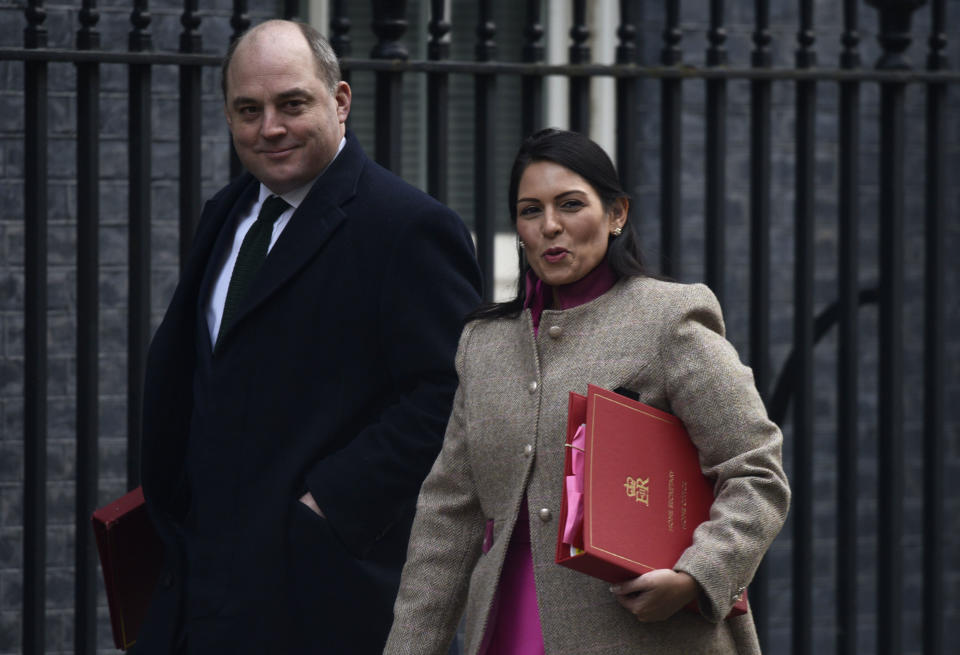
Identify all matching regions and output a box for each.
[466,128,649,322]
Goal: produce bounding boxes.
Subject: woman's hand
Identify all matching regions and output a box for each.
[610,569,699,622]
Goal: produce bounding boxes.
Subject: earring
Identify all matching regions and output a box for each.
[611,226,623,237]
[518,240,526,249]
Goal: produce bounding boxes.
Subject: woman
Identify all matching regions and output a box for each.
[385,129,790,654]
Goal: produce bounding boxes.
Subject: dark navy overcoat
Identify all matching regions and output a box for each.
[135,132,482,654]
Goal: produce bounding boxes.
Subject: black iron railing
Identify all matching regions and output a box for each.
[0,1,954,653]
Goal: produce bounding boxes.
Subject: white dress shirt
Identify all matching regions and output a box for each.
[205,137,346,344]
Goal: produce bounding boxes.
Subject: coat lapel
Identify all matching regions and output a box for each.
[174,173,259,323]
[215,133,365,346]
[197,178,260,309]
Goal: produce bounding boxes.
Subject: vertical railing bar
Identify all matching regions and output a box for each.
[229,0,251,48]
[75,2,101,651]
[474,0,497,300]
[876,73,905,655]
[923,2,946,653]
[748,1,772,642]
[615,0,638,195]
[229,1,250,180]
[705,0,727,306]
[836,3,861,653]
[179,0,203,265]
[569,0,590,133]
[371,1,409,174]
[864,2,925,653]
[128,0,153,490]
[330,0,352,85]
[521,0,544,138]
[22,2,49,653]
[427,0,450,203]
[659,0,683,278]
[792,4,817,654]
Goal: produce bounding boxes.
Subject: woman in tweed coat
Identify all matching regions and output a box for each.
[385,129,790,655]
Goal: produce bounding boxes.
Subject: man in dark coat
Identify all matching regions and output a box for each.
[135,19,482,654]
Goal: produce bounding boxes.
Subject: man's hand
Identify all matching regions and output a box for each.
[299,491,326,518]
[610,569,699,622]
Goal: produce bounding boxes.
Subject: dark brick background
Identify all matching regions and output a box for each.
[0,1,958,653]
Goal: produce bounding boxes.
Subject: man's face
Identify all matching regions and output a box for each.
[224,24,351,195]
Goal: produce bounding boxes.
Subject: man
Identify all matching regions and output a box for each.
[135,19,482,654]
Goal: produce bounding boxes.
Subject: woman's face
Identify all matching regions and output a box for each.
[515,161,627,287]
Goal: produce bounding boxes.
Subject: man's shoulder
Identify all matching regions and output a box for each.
[357,158,448,212]
[337,136,445,209]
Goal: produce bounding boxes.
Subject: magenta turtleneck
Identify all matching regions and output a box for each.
[478,258,619,655]
[524,257,619,336]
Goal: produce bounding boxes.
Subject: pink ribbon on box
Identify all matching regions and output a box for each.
[562,424,586,546]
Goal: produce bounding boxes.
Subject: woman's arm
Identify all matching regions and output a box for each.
[651,283,790,622]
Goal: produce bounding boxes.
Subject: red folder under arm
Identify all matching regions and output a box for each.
[556,385,747,617]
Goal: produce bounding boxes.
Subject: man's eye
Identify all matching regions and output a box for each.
[238,106,258,116]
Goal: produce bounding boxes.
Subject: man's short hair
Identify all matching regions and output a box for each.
[221,20,341,99]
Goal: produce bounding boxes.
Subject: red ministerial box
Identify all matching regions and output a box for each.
[555,384,746,616]
[91,486,163,650]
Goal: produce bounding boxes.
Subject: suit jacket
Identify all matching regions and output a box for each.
[136,132,482,654]
[385,276,790,655]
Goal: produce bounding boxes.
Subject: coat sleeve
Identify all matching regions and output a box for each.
[662,284,791,622]
[384,324,487,654]
[302,203,483,556]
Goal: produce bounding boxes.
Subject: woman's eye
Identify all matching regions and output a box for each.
[518,205,540,217]
[561,200,583,210]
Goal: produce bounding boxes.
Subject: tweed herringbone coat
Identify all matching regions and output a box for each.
[385,275,790,655]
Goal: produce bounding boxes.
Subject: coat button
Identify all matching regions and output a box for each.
[528,380,538,393]
[539,508,552,522]
[523,444,534,456]
[548,325,563,339]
